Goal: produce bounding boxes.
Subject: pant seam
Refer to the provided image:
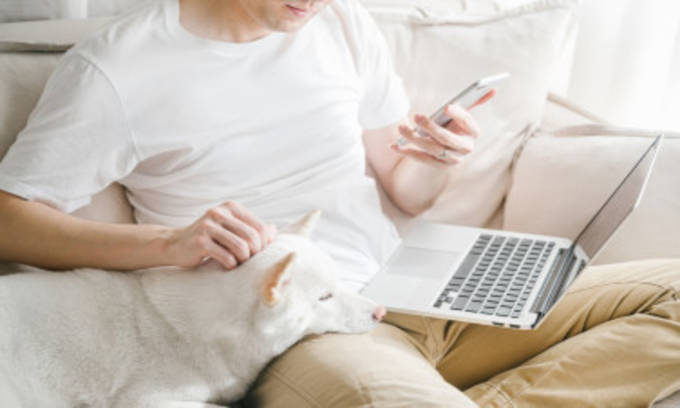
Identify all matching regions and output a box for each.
[494,278,680,406]
[266,366,323,408]
[493,382,517,408]
[493,336,601,408]
[476,382,517,408]
[421,316,443,365]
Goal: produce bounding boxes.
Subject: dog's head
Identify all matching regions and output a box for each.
[251,210,385,339]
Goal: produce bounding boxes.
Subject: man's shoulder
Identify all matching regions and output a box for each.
[321,0,385,64]
[323,0,384,48]
[325,0,371,26]
[69,1,171,76]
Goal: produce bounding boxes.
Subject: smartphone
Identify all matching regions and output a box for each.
[398,72,510,142]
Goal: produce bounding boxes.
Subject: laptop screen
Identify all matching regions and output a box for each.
[572,135,662,259]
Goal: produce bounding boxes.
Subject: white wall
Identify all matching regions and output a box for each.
[3,0,678,132]
[563,0,680,130]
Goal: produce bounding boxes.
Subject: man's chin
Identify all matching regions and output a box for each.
[274,19,310,33]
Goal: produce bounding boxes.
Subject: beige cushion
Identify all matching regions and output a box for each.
[0,52,61,158]
[0,1,579,226]
[0,0,144,22]
[0,17,113,51]
[363,0,580,226]
[0,30,133,224]
[504,135,680,264]
[0,1,68,23]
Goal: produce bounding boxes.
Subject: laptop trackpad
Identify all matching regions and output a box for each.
[387,246,462,280]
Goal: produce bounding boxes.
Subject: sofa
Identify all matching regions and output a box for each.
[0,0,678,405]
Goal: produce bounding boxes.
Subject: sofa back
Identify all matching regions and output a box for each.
[0,18,135,223]
[0,0,580,228]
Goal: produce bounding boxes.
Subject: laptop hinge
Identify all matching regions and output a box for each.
[529,248,575,316]
[540,250,578,315]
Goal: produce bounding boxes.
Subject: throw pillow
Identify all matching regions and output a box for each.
[363,0,580,227]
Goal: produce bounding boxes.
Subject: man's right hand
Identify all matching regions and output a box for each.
[0,191,275,272]
[165,201,277,270]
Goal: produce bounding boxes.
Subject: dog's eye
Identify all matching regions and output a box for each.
[318,293,333,302]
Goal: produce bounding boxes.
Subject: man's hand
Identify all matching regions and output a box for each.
[390,90,494,167]
[363,90,495,216]
[166,200,277,270]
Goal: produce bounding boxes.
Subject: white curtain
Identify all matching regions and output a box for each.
[563,0,680,131]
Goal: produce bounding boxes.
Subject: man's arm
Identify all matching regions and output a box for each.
[0,190,276,271]
[363,120,449,216]
[363,103,484,216]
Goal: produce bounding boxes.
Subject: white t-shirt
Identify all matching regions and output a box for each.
[0,0,410,292]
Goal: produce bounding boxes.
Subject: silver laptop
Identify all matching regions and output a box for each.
[362,135,663,329]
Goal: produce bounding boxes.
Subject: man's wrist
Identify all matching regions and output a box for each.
[146,224,177,267]
[388,156,450,216]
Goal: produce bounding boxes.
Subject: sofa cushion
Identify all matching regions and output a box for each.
[0,0,74,22]
[0,50,133,223]
[0,0,145,22]
[0,1,579,226]
[504,135,680,264]
[364,0,579,227]
[0,17,114,51]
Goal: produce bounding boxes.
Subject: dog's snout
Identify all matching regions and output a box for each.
[372,306,386,322]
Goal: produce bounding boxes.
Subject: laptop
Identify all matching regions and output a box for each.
[362,135,663,329]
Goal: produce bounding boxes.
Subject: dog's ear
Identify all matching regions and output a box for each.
[263,252,297,306]
[280,209,321,238]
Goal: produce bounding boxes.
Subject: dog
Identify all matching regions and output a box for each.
[0,210,385,407]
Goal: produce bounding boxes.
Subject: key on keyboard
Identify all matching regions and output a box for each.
[433,234,555,320]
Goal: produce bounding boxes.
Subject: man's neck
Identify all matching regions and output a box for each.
[179,0,271,43]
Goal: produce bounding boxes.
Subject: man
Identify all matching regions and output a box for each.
[0,0,678,406]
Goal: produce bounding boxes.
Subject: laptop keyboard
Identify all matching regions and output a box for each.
[433,234,555,319]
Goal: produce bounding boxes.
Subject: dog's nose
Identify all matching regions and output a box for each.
[372,306,386,322]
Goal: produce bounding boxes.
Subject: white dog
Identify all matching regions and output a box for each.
[0,210,385,407]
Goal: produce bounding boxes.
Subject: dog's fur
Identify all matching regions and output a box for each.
[0,210,383,407]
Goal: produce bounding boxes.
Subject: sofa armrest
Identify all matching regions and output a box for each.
[543,92,611,128]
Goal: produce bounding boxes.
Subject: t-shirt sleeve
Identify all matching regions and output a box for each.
[351,1,411,130]
[0,52,139,213]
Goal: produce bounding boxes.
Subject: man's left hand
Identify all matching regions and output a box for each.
[390,90,494,168]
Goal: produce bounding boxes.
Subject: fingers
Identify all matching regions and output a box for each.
[397,124,445,156]
[265,223,277,245]
[468,88,496,110]
[201,201,277,268]
[212,226,276,270]
[206,206,262,257]
[414,114,476,155]
[390,143,452,167]
[203,239,239,270]
[395,125,463,165]
[393,104,482,166]
[168,201,279,271]
[204,218,255,263]
[222,200,273,246]
[444,104,481,140]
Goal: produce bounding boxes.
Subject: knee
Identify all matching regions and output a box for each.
[242,327,477,408]
[639,258,680,293]
[583,258,680,291]
[244,367,477,408]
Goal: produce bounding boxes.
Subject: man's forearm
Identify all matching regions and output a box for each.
[0,191,172,270]
[384,155,450,216]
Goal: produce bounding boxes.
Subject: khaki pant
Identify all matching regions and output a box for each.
[243,259,680,407]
